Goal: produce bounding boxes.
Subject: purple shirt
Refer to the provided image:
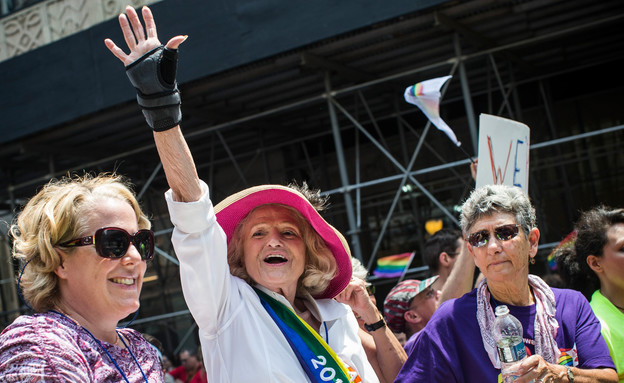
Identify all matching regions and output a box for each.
[0,311,163,382]
[395,288,615,383]
[404,330,421,355]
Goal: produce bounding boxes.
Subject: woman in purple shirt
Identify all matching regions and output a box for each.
[0,174,163,382]
[395,185,617,383]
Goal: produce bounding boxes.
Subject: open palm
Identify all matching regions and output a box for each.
[104,5,186,67]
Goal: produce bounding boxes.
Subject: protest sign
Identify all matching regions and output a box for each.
[475,114,530,193]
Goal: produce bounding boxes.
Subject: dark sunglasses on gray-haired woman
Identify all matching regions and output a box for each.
[467,224,520,248]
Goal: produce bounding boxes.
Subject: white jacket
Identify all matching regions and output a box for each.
[165,182,379,383]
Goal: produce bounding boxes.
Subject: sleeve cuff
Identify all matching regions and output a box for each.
[164,180,216,234]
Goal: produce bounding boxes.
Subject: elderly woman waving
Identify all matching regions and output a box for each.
[0,175,161,382]
[105,5,378,383]
[395,185,617,383]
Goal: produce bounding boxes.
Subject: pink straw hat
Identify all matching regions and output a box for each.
[214,185,352,299]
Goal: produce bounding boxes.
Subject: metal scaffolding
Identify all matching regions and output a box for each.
[1,0,623,356]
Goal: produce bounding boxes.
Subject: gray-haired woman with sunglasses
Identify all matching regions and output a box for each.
[0,174,163,382]
[396,184,617,383]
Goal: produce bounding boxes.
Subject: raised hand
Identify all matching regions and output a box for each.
[104,5,186,67]
[335,278,379,324]
[104,5,186,132]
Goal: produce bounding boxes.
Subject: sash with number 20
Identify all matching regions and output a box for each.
[254,288,361,383]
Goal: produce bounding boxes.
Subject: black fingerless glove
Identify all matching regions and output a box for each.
[125,45,181,132]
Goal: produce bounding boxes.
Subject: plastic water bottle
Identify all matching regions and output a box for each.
[492,305,527,382]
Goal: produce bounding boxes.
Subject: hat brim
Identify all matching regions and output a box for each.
[214,185,352,299]
[416,275,439,295]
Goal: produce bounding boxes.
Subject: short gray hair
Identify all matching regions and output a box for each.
[460,185,536,238]
[350,256,370,283]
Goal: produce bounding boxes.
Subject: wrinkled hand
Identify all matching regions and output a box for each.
[511,355,566,383]
[104,5,186,66]
[335,278,378,324]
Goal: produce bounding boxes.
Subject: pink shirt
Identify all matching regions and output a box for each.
[0,311,163,382]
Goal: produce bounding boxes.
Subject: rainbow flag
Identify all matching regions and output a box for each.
[404,75,460,147]
[373,252,415,278]
[546,230,577,271]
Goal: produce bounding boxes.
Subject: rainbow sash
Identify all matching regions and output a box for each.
[254,288,357,383]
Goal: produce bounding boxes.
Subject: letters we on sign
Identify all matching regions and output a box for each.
[475,114,530,193]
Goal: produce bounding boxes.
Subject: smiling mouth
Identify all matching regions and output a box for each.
[264,254,287,264]
[110,277,135,286]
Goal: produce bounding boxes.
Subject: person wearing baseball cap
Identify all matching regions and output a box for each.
[105,5,378,382]
[383,276,440,354]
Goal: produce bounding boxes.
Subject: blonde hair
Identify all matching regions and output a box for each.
[227,204,337,296]
[11,173,150,312]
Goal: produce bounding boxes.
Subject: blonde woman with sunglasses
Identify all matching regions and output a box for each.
[395,184,617,383]
[0,174,162,382]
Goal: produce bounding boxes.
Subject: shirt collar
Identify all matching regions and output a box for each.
[254,285,348,322]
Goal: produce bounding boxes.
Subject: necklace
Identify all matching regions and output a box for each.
[50,310,148,383]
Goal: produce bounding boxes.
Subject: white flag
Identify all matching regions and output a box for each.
[404,75,460,146]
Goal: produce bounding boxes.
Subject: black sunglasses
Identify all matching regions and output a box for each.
[61,227,155,260]
[467,224,520,248]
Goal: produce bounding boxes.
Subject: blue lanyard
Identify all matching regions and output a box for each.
[324,322,329,343]
[50,310,149,383]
